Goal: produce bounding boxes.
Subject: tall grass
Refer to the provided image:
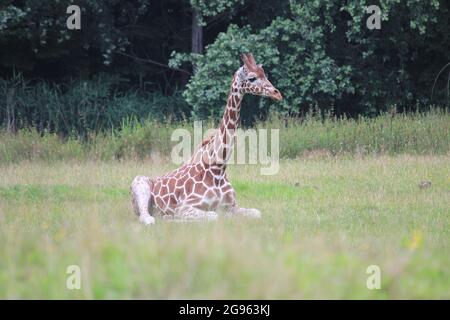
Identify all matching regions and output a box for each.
[263,108,450,158]
[0,109,448,164]
[0,73,190,136]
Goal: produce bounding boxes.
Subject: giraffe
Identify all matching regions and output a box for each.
[130,53,282,225]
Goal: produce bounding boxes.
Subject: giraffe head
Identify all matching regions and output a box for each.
[235,53,282,101]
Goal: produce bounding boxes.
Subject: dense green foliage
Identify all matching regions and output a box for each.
[0,0,449,133]
[174,0,449,118]
[1,109,448,163]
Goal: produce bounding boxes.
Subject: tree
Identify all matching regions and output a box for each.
[0,0,448,130]
[0,0,150,74]
[173,0,448,120]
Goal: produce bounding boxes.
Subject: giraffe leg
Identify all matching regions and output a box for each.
[221,188,261,218]
[131,176,155,225]
[230,206,262,218]
[173,205,218,221]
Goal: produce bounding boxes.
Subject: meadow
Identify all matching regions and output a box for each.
[1,108,448,163]
[1,0,449,301]
[0,155,449,299]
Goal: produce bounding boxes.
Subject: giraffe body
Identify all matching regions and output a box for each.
[131,53,281,224]
[131,162,239,222]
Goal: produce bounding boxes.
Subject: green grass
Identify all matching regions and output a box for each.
[1,109,449,164]
[0,156,448,299]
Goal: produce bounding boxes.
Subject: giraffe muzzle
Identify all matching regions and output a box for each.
[271,89,283,101]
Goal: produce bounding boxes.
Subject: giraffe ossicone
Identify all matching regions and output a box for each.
[130,53,282,225]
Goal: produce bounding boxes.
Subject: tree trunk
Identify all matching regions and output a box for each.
[191,7,203,74]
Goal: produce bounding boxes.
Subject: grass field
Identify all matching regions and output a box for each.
[1,109,449,163]
[0,155,449,299]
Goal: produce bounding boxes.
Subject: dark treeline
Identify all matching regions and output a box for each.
[0,0,449,136]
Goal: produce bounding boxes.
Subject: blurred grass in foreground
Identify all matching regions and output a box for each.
[0,156,448,299]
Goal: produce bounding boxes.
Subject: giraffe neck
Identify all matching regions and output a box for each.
[220,76,243,140]
[190,74,243,167]
[209,75,243,166]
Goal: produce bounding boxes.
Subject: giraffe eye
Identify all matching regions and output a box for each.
[248,77,257,82]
